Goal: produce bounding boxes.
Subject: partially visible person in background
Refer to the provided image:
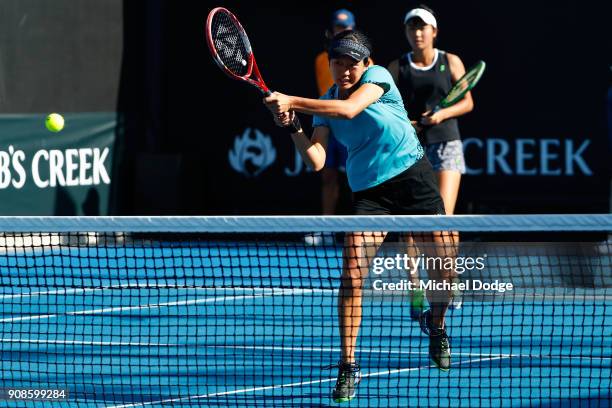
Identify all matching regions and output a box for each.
[388,5,474,312]
[315,9,361,97]
[314,9,373,220]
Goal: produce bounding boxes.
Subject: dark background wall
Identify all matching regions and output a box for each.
[0,0,123,113]
[3,0,608,215]
[122,0,609,215]
[0,0,122,215]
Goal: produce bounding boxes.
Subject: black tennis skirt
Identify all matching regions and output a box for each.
[353,156,445,215]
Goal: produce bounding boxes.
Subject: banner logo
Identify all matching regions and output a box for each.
[228,128,276,177]
[0,146,111,189]
[463,138,593,176]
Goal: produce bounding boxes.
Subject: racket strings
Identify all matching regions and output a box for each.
[444,62,485,104]
[447,74,474,101]
[211,13,250,76]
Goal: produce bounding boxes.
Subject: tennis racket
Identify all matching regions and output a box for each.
[206,7,300,131]
[206,7,271,95]
[431,60,486,113]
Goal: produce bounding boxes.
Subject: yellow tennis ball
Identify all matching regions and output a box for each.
[45,113,65,132]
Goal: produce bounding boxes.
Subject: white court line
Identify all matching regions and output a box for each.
[0,288,323,323]
[211,344,513,359]
[106,355,508,408]
[0,285,334,300]
[0,338,181,347]
[0,284,209,300]
[207,345,612,361]
[0,339,505,358]
[0,294,267,322]
[0,287,102,300]
[1,340,608,362]
[485,353,612,361]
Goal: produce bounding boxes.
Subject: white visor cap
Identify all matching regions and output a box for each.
[404,8,437,28]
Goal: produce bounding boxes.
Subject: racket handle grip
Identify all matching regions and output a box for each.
[420,105,441,126]
[288,113,302,133]
[426,106,441,117]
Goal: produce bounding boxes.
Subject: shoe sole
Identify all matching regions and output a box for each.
[333,394,355,403]
[432,358,450,372]
[332,373,360,403]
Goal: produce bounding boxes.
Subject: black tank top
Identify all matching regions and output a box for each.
[398,49,461,145]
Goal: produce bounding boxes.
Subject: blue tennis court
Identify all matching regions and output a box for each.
[1,230,610,407]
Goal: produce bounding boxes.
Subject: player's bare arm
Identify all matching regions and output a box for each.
[263,83,384,120]
[422,53,474,125]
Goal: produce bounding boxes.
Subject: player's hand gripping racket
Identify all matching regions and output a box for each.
[427,60,486,117]
[205,7,301,131]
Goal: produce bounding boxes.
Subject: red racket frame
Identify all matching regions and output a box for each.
[205,7,271,96]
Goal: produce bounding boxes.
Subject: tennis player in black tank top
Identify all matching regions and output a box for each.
[388,5,474,216]
[388,4,476,371]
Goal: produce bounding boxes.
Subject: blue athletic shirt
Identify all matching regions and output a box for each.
[312,65,424,192]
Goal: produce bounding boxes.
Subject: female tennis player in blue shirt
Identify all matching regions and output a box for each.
[264,30,452,403]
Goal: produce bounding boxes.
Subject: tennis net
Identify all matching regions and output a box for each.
[0,215,610,407]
